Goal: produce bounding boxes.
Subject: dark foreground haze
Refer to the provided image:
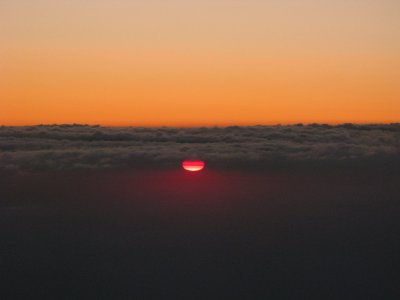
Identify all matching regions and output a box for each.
[1,168,399,299]
[1,125,400,298]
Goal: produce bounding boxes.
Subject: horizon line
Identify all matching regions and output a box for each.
[1,121,400,128]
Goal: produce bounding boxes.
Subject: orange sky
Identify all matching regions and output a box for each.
[1,0,399,126]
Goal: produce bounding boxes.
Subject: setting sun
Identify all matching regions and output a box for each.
[182,160,205,172]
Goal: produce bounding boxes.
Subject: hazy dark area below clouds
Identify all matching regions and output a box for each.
[1,123,400,171]
[1,125,400,299]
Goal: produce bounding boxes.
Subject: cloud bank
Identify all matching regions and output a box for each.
[1,124,400,171]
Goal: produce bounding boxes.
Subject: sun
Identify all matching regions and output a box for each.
[182,160,205,172]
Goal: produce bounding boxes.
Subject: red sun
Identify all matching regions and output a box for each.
[182,160,205,172]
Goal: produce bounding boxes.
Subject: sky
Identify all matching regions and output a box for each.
[1,0,399,126]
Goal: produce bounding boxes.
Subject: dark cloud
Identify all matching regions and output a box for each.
[1,124,400,171]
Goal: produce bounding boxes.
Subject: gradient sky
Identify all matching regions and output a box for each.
[1,0,399,126]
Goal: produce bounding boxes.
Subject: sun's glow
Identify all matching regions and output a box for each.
[182,160,205,172]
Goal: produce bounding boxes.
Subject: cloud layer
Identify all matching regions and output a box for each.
[1,124,400,171]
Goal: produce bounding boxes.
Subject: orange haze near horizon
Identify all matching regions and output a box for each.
[1,0,399,126]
